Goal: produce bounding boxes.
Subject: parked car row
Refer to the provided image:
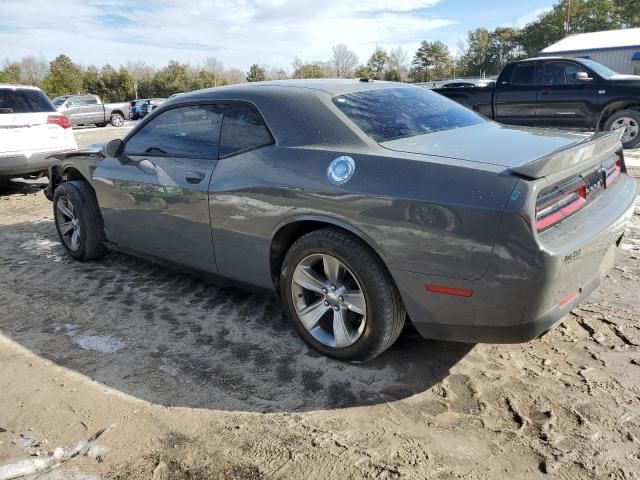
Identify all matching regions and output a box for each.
[129,98,166,120]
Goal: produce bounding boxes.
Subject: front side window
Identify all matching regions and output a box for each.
[125,104,223,158]
[333,87,486,143]
[511,64,535,85]
[219,104,273,157]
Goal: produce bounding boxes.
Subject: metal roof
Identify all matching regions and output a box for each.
[541,28,640,54]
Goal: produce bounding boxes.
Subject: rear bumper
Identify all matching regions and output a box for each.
[392,174,637,343]
[0,150,67,177]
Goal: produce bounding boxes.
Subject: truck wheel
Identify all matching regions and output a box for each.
[53,181,106,261]
[110,113,124,127]
[604,110,640,149]
[280,228,406,362]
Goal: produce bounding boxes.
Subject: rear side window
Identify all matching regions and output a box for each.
[219,105,273,158]
[125,104,223,158]
[333,87,486,143]
[543,62,587,85]
[81,96,98,105]
[511,64,535,85]
[0,89,56,114]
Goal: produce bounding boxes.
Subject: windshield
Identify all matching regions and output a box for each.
[51,96,69,106]
[578,59,618,79]
[333,87,486,142]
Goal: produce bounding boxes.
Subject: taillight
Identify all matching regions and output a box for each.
[48,115,72,129]
[604,157,622,187]
[536,178,587,231]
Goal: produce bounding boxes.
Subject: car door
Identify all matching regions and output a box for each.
[82,95,104,124]
[493,62,539,126]
[91,103,224,272]
[536,61,599,129]
[63,96,85,125]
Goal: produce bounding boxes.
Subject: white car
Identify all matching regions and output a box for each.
[1,85,77,181]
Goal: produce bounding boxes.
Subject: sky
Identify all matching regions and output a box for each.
[0,0,553,71]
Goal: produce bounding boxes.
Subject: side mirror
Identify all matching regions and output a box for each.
[102,138,124,158]
[576,71,593,82]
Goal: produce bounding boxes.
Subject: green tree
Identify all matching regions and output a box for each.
[41,55,83,97]
[82,65,106,97]
[246,64,266,82]
[0,63,21,84]
[366,47,388,80]
[518,0,629,56]
[153,61,190,97]
[293,63,325,78]
[354,65,370,79]
[615,0,640,27]
[410,40,452,82]
[99,65,134,101]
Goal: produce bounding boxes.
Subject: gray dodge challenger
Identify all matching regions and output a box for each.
[46,79,638,361]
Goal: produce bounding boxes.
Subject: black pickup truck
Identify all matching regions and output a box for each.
[434,57,640,148]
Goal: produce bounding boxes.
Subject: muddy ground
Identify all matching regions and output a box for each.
[0,131,639,479]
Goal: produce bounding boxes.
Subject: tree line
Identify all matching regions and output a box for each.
[1,0,637,101]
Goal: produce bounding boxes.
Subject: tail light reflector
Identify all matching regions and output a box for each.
[605,157,621,187]
[425,284,474,297]
[536,178,587,231]
[48,115,72,129]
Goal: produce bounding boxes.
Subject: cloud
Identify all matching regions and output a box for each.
[0,0,454,70]
[514,6,553,27]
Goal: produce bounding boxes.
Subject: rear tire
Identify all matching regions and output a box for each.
[110,113,124,127]
[53,181,106,261]
[604,110,640,149]
[280,228,405,362]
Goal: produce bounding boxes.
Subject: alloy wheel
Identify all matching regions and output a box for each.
[111,114,124,127]
[611,117,639,144]
[291,253,366,348]
[56,196,81,251]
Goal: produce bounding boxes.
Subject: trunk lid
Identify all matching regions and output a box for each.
[380,122,623,179]
[0,112,70,155]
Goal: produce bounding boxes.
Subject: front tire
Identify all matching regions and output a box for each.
[53,181,106,261]
[110,113,124,127]
[281,228,405,362]
[604,110,640,149]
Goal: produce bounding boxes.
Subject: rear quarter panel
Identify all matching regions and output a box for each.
[208,145,517,289]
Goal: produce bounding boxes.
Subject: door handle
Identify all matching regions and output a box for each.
[541,91,550,95]
[185,170,206,184]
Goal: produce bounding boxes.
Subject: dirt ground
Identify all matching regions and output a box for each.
[0,136,639,478]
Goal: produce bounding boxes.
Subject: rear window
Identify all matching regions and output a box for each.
[0,89,56,114]
[333,87,486,142]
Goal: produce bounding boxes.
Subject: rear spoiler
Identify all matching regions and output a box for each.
[509,129,624,179]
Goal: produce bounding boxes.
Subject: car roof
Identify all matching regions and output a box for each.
[0,84,42,91]
[513,56,585,63]
[177,78,414,102]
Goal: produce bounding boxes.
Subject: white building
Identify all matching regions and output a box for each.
[539,28,640,75]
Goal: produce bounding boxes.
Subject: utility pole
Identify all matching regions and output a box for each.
[564,0,571,36]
